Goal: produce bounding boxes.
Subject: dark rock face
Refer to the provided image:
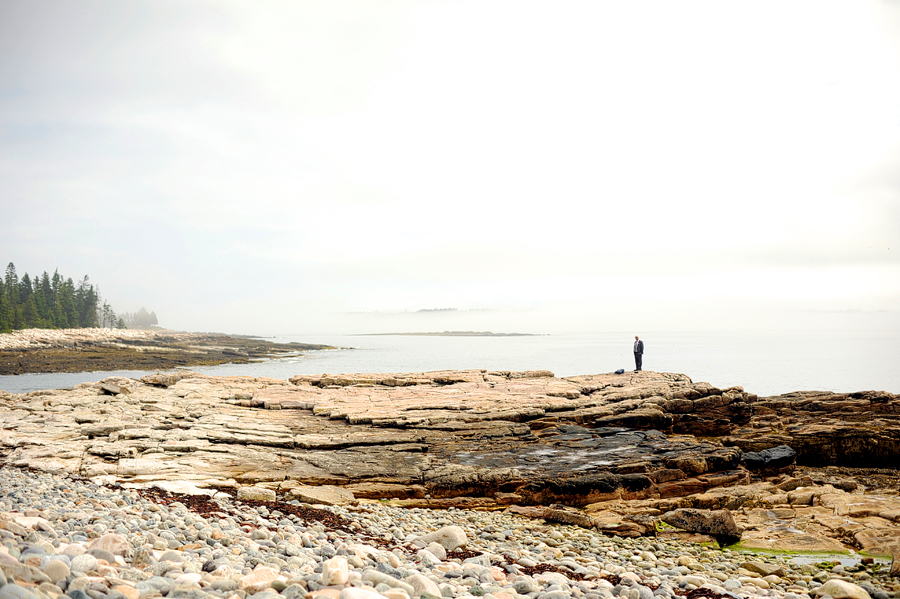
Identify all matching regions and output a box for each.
[722,390,900,467]
[741,445,796,470]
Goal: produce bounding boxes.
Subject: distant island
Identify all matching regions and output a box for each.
[360,331,538,337]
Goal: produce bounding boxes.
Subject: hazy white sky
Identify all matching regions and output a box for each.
[2,0,899,335]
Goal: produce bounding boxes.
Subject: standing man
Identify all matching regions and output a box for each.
[633,335,644,372]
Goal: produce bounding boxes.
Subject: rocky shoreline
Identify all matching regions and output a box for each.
[2,339,900,599]
[0,329,333,375]
[1,465,899,599]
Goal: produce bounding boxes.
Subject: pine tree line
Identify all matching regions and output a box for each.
[0,262,126,333]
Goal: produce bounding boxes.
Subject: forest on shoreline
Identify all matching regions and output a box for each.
[0,262,143,332]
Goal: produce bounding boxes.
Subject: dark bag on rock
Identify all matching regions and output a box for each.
[615,368,625,375]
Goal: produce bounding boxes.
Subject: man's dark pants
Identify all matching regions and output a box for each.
[634,353,642,371]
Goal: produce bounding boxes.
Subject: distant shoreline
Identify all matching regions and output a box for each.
[358,331,540,337]
[0,328,334,375]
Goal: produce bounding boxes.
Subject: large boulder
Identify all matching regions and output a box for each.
[285,484,356,506]
[741,445,796,470]
[661,508,743,542]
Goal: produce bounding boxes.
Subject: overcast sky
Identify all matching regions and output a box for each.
[2,0,899,336]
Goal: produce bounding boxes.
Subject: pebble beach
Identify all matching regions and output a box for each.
[1,467,897,599]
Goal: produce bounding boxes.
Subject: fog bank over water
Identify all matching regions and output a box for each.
[251,303,900,339]
[1,1,899,340]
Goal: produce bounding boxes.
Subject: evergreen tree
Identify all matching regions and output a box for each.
[4,263,17,301]
[54,296,69,328]
[0,273,10,333]
[74,275,99,327]
[0,262,130,332]
[50,270,65,327]
[37,272,53,325]
[132,307,153,328]
[4,264,21,329]
[22,296,39,327]
[61,278,79,328]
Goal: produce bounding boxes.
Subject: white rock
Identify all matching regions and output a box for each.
[405,574,442,598]
[321,557,350,586]
[424,543,446,561]
[237,486,276,502]
[70,554,98,573]
[339,588,387,599]
[174,573,202,586]
[87,533,133,556]
[412,526,467,551]
[815,580,872,599]
[239,566,283,593]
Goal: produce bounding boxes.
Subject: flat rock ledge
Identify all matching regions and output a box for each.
[1,368,899,556]
[0,328,333,375]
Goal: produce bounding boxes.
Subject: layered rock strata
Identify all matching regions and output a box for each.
[0,370,756,502]
[722,390,900,467]
[1,368,899,555]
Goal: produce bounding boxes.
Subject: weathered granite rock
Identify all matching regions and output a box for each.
[237,486,276,502]
[741,561,785,577]
[660,508,743,541]
[722,390,900,467]
[284,484,356,506]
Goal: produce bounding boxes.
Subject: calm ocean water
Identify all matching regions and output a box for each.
[2,330,898,396]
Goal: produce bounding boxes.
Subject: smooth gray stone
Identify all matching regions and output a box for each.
[159,552,184,563]
[0,564,51,585]
[513,579,540,595]
[86,548,116,564]
[40,559,70,583]
[282,584,306,599]
[167,585,215,599]
[210,580,238,592]
[69,554,98,573]
[0,585,39,599]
